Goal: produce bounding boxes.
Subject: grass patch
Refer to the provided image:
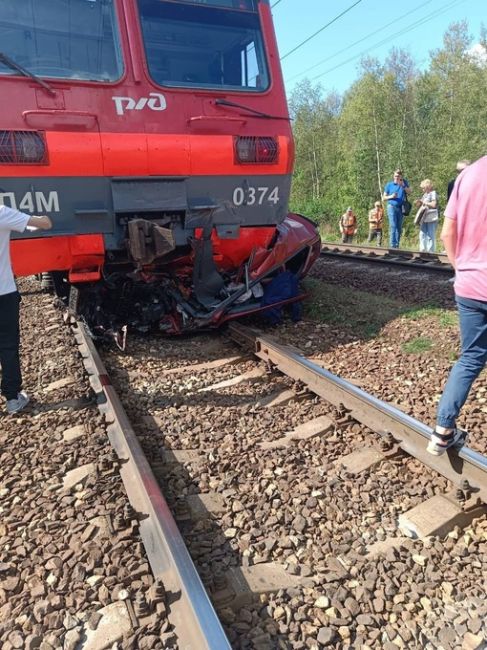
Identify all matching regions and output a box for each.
[402,337,434,354]
[403,305,457,327]
[319,229,437,252]
[303,278,403,337]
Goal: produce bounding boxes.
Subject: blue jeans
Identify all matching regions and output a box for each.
[436,296,487,428]
[387,204,403,248]
[419,221,438,252]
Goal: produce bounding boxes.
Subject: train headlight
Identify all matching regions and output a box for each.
[0,131,48,164]
[235,136,278,164]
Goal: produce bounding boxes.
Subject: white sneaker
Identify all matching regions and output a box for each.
[6,391,30,414]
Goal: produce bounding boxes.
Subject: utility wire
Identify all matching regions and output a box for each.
[271,0,283,7]
[286,0,436,83]
[280,0,364,60]
[310,0,466,81]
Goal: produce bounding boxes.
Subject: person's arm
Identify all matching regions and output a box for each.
[27,215,52,230]
[441,217,457,269]
[423,192,437,209]
[404,181,411,195]
[383,184,396,201]
[1,205,52,233]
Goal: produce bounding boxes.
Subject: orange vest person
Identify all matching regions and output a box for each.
[367,201,384,246]
[339,207,357,244]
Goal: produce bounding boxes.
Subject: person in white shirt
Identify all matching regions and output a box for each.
[0,205,52,414]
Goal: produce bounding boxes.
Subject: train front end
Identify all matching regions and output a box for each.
[1,0,320,340]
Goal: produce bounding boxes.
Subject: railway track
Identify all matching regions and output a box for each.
[97,321,486,648]
[320,243,452,273]
[228,323,487,509]
[73,321,231,650]
[3,282,485,648]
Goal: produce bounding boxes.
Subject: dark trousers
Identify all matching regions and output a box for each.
[341,233,354,243]
[0,291,22,401]
[368,228,383,246]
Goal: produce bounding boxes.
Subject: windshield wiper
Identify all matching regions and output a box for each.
[0,52,56,95]
[215,98,290,121]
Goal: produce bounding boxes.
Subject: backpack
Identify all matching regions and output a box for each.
[261,271,301,325]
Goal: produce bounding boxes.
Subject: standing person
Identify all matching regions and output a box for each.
[415,179,439,253]
[427,155,487,455]
[0,205,52,414]
[367,201,384,246]
[447,160,470,202]
[339,207,357,244]
[383,169,411,248]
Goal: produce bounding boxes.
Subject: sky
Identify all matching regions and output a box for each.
[270,0,486,98]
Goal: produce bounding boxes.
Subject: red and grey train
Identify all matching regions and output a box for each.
[1,0,320,340]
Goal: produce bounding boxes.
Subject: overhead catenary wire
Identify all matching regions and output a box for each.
[310,0,467,81]
[271,0,284,7]
[280,0,364,60]
[285,0,436,84]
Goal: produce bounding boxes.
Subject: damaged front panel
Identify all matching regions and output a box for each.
[70,213,320,343]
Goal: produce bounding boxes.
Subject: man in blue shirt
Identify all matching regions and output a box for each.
[383,169,411,248]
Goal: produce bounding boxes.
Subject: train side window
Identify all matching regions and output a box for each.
[0,0,123,83]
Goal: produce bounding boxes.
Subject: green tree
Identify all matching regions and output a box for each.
[289,21,487,246]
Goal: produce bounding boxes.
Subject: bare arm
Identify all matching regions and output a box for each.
[441,217,457,269]
[27,215,53,230]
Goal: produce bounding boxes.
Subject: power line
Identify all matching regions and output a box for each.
[285,0,436,84]
[310,0,466,81]
[280,0,364,61]
[271,0,283,7]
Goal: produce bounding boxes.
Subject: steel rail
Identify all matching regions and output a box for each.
[321,242,452,273]
[73,321,231,650]
[228,323,487,504]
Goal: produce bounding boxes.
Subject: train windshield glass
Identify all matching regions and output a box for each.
[0,0,122,82]
[138,0,269,91]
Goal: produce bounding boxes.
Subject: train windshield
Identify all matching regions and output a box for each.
[137,0,269,91]
[0,0,122,82]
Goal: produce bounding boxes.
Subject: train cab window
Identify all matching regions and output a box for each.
[137,0,269,91]
[0,0,122,82]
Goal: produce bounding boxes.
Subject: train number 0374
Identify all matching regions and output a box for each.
[232,186,280,207]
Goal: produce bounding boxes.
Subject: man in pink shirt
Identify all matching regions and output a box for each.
[427,155,487,455]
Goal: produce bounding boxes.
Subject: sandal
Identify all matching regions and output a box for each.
[427,428,467,456]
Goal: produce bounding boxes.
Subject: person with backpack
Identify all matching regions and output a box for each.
[339,207,357,244]
[383,169,411,248]
[414,179,439,252]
